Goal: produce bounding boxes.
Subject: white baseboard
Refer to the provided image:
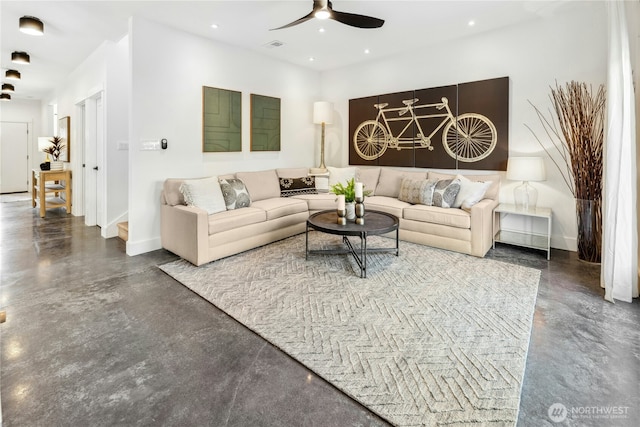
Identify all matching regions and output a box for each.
[126,237,162,256]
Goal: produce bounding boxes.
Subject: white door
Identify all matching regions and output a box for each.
[96,96,104,227]
[83,93,104,227]
[0,122,29,193]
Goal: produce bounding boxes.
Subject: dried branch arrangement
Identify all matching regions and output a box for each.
[525,81,606,263]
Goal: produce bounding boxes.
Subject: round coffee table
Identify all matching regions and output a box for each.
[305,210,399,278]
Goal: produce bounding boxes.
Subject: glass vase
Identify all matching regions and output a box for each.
[575,199,602,264]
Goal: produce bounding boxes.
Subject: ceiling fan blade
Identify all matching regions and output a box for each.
[331,10,384,28]
[270,10,315,30]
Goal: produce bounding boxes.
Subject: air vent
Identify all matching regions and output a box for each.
[264,40,284,49]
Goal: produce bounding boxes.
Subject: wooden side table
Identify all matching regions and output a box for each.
[493,203,552,260]
[32,169,72,218]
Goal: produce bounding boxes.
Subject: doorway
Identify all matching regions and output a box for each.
[0,122,29,194]
[80,92,104,228]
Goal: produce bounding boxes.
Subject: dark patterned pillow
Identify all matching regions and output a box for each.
[218,178,251,209]
[432,178,461,208]
[398,178,438,205]
[279,176,317,197]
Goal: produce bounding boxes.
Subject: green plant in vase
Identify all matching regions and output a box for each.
[329,178,371,202]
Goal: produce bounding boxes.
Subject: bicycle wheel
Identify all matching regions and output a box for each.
[354,120,388,160]
[442,113,497,162]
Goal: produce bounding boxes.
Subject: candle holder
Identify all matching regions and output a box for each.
[337,209,347,225]
[355,196,365,225]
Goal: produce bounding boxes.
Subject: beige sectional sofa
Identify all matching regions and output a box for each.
[161,167,500,266]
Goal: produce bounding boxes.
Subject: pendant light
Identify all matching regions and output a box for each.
[1,83,15,93]
[19,16,44,36]
[12,51,30,64]
[5,70,21,80]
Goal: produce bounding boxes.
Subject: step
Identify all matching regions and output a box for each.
[117,221,128,242]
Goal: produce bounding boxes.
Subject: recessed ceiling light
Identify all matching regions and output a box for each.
[0,93,11,101]
[210,23,219,29]
[309,57,315,62]
[318,28,325,33]
[5,69,21,80]
[19,16,44,36]
[2,83,15,93]
[468,20,475,27]
[12,51,30,64]
[364,49,370,54]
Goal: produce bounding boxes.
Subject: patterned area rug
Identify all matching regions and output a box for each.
[160,233,540,426]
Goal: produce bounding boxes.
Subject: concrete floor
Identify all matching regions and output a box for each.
[1,197,638,426]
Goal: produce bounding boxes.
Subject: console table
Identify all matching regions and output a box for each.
[32,169,72,218]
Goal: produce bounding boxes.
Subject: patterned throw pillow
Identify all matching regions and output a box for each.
[279,176,317,197]
[432,178,461,208]
[218,178,251,210]
[398,178,438,205]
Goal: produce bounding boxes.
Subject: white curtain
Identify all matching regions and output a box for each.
[602,1,638,303]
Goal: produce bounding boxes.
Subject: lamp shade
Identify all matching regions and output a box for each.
[12,51,30,64]
[506,157,546,182]
[19,16,44,36]
[313,101,333,124]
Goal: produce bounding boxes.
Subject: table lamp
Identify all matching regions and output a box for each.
[506,157,546,211]
[310,101,333,174]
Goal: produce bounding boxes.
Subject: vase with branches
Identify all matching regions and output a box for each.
[526,81,606,263]
[42,136,66,161]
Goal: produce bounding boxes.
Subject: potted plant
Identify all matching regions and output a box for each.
[42,136,66,170]
[330,178,371,219]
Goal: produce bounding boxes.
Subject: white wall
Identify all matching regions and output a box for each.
[320,2,608,251]
[127,17,321,255]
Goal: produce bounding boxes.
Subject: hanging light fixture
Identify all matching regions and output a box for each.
[11,51,30,64]
[19,16,44,36]
[5,70,21,80]
[1,83,15,93]
[0,93,11,101]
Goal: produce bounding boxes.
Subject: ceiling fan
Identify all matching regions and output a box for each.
[271,0,385,30]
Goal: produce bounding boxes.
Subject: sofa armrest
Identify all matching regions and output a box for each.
[161,204,209,266]
[469,198,499,257]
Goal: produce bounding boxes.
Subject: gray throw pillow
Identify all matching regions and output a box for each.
[398,178,438,205]
[432,178,461,208]
[219,178,251,210]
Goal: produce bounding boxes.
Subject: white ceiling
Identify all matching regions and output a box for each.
[1,0,573,101]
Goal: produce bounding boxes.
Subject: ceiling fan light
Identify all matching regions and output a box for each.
[5,70,21,80]
[315,9,331,20]
[2,83,15,93]
[0,93,11,101]
[12,51,30,64]
[19,16,44,36]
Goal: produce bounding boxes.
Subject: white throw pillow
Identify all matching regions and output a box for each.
[179,176,227,215]
[327,166,356,188]
[453,174,492,210]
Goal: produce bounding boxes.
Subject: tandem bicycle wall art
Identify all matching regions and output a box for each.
[348,77,509,171]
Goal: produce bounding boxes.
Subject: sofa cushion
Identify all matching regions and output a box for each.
[428,172,500,201]
[208,207,266,235]
[432,178,461,208]
[163,178,187,206]
[277,168,309,178]
[219,178,251,210]
[375,169,428,198]
[452,174,493,210]
[356,167,381,196]
[179,176,226,215]
[279,177,317,197]
[363,195,411,219]
[403,205,471,229]
[398,178,438,205]
[236,170,280,201]
[292,193,337,211]
[327,166,356,187]
[251,198,308,221]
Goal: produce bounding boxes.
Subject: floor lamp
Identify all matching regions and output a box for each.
[310,101,333,174]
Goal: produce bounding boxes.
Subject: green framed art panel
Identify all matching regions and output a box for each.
[250,94,281,151]
[203,86,242,152]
